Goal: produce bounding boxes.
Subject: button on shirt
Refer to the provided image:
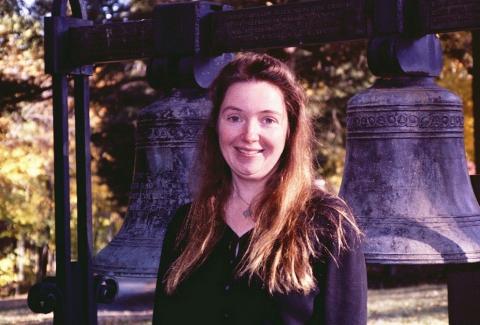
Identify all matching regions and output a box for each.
[152,204,367,325]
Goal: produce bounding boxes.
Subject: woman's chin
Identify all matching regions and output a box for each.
[232,170,269,182]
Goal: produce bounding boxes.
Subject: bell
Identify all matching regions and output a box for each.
[340,76,480,264]
[94,89,210,277]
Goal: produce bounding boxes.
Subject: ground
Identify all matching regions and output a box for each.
[0,284,447,324]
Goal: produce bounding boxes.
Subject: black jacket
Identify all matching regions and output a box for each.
[152,203,367,325]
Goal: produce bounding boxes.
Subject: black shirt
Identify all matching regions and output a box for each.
[152,204,367,325]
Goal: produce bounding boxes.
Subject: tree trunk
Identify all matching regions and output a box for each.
[36,244,49,282]
[15,237,25,295]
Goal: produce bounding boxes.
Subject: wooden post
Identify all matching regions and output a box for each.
[447,175,480,325]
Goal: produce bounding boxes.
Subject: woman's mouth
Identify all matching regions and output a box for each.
[235,147,263,156]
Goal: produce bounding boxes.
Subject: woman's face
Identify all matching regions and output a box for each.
[217,81,289,183]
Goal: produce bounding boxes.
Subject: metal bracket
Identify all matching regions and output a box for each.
[147,53,234,90]
[368,1,443,77]
[371,0,405,36]
[44,16,93,75]
[153,1,231,56]
[370,0,438,37]
[148,1,234,90]
[367,34,443,77]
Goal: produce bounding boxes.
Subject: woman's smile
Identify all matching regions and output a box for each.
[235,146,264,156]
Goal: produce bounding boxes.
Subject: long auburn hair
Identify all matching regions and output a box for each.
[164,53,360,295]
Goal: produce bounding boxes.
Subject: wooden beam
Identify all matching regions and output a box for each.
[69,20,154,66]
[68,0,370,66]
[209,0,368,53]
[67,0,480,66]
[425,0,480,34]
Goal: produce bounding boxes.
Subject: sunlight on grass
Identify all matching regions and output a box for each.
[368,284,448,325]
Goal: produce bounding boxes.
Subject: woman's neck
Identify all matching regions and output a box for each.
[225,176,263,237]
[231,175,267,203]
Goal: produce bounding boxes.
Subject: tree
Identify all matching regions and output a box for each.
[438,32,475,165]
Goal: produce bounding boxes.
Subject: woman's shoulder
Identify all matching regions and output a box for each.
[305,189,362,253]
[306,189,351,226]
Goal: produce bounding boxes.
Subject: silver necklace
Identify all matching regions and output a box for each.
[235,190,253,218]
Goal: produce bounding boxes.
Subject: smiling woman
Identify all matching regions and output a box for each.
[152,53,367,325]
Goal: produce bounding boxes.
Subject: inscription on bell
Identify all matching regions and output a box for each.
[137,123,203,146]
[347,110,464,138]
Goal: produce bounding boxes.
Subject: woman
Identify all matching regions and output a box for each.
[153,53,367,325]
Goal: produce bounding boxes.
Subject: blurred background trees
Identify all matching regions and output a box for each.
[0,0,475,295]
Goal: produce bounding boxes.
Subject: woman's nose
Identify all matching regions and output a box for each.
[243,120,260,142]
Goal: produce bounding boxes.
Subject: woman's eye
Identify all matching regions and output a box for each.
[227,115,242,123]
[263,117,277,124]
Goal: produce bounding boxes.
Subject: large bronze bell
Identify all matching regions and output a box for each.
[94,89,210,278]
[340,76,480,264]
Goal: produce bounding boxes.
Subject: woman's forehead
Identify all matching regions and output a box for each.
[220,81,286,113]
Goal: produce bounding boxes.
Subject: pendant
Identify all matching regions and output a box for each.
[243,207,252,218]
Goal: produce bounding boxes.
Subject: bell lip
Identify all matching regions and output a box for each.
[93,266,159,278]
[364,253,480,264]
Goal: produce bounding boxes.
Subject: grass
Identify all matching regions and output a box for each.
[0,284,448,324]
[368,284,447,325]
